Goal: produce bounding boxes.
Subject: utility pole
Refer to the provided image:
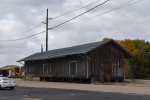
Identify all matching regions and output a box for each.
[41,44,43,53]
[46,8,48,52]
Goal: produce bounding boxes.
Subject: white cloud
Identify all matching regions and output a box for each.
[0,19,24,39]
[0,0,150,67]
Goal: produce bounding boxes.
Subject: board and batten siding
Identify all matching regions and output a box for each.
[25,55,89,79]
[87,42,125,81]
[24,41,127,82]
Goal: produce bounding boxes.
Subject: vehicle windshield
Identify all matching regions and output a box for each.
[2,78,10,80]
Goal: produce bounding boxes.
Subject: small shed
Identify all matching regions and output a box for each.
[0,65,20,77]
[19,40,131,83]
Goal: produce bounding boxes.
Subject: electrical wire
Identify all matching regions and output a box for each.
[0,0,109,42]
[0,0,144,42]
[53,0,144,30]
[0,0,95,42]
[92,0,144,19]
[52,0,102,20]
[48,0,110,30]
[0,31,45,42]
[18,23,44,36]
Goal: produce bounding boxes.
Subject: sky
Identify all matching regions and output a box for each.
[0,0,149,67]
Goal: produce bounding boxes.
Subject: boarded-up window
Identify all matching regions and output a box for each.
[43,64,49,75]
[69,61,77,76]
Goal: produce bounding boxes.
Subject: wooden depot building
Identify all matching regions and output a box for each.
[19,40,132,83]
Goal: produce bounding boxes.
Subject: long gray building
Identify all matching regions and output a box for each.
[19,40,131,83]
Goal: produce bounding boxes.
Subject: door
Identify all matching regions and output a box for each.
[69,61,77,76]
[112,63,117,77]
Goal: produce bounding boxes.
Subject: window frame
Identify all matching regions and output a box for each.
[69,61,77,76]
[43,63,49,75]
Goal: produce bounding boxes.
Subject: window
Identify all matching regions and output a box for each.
[2,78,9,80]
[69,61,77,76]
[25,63,32,73]
[43,64,49,75]
[29,66,32,72]
[26,66,32,73]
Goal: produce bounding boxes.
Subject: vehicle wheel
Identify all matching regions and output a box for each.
[10,87,14,90]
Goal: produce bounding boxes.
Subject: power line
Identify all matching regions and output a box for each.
[54,0,144,30]
[0,23,44,39]
[50,0,91,19]
[0,0,108,42]
[0,17,44,42]
[0,0,93,42]
[15,10,46,35]
[0,7,46,42]
[52,0,102,20]
[0,31,45,42]
[0,25,45,41]
[48,0,110,30]
[92,0,144,18]
[0,0,144,42]
[21,23,44,35]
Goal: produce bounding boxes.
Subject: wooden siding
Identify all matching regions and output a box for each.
[87,42,125,82]
[25,55,89,79]
[24,42,126,82]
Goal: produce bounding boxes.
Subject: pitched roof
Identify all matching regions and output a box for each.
[19,40,131,61]
[0,65,19,70]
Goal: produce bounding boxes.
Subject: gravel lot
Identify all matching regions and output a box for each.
[15,79,150,95]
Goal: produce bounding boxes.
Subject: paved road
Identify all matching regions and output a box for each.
[15,79,150,95]
[0,87,149,100]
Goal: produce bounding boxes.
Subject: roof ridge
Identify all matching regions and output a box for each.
[42,41,103,53]
[18,40,113,61]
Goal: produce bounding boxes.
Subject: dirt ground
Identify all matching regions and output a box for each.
[15,79,150,95]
